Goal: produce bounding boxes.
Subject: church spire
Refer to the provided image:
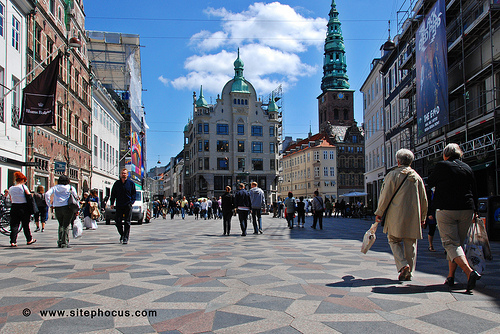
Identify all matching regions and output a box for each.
[321,0,350,91]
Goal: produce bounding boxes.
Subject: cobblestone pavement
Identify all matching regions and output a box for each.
[0,213,499,334]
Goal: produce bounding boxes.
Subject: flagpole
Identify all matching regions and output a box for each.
[1,44,64,102]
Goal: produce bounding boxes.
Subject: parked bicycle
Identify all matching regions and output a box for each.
[0,204,21,236]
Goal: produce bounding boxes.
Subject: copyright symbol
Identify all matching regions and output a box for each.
[23,308,31,317]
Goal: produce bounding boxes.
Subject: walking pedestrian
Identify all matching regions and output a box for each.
[8,172,36,247]
[249,181,265,234]
[45,175,78,248]
[221,186,234,235]
[110,168,136,245]
[234,183,251,236]
[284,192,295,229]
[33,185,47,232]
[311,190,324,229]
[375,149,427,281]
[180,196,188,219]
[427,143,481,292]
[296,197,306,228]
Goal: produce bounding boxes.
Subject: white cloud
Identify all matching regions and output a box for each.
[165,2,325,96]
[158,75,169,86]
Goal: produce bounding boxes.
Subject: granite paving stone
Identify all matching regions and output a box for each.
[0,214,498,333]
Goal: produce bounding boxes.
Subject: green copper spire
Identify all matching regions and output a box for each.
[231,48,250,93]
[321,0,350,91]
[196,85,208,107]
[268,93,278,112]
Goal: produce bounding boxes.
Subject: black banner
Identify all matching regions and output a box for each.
[20,54,61,126]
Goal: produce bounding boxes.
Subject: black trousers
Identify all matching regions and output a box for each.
[223,211,233,235]
[115,204,132,241]
[312,211,323,229]
[238,210,249,234]
[10,203,33,244]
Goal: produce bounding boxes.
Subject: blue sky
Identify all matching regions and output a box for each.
[84,0,406,170]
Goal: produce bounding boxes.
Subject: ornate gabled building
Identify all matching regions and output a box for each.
[183,51,282,202]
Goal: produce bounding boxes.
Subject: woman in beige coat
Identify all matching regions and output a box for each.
[375,149,427,281]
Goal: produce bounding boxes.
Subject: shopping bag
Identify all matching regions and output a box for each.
[361,222,378,254]
[89,202,100,220]
[73,217,83,239]
[466,243,486,274]
[468,216,492,261]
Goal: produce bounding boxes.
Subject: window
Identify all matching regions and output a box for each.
[314,167,320,177]
[11,77,20,128]
[217,158,229,170]
[198,158,203,170]
[252,159,263,171]
[324,167,328,177]
[270,159,276,170]
[269,143,275,154]
[0,2,4,37]
[0,67,3,122]
[217,123,229,135]
[238,158,245,170]
[314,152,319,160]
[93,135,98,159]
[197,123,202,134]
[269,126,275,137]
[35,24,42,56]
[203,123,209,133]
[237,124,244,135]
[251,125,263,136]
[12,16,20,51]
[330,151,335,159]
[204,140,209,151]
[217,140,229,152]
[204,157,210,170]
[198,140,202,152]
[49,0,55,15]
[238,141,245,152]
[252,141,263,153]
[323,151,328,160]
[330,167,335,176]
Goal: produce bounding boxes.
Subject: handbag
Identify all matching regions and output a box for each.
[380,174,409,226]
[67,186,80,213]
[23,185,39,215]
[361,222,379,254]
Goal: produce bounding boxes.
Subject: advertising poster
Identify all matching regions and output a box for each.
[416,0,449,138]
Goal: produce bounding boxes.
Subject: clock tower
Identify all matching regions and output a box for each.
[318,0,355,131]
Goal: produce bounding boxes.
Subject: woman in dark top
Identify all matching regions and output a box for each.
[428,143,480,293]
[221,186,234,236]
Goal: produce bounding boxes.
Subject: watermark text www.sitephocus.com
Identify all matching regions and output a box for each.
[27,308,157,319]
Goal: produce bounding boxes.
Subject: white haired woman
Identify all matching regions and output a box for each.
[428,143,480,293]
[375,149,427,281]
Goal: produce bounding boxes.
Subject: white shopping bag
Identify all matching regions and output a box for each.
[73,217,83,239]
[361,222,378,254]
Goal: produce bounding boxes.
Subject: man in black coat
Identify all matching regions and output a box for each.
[234,183,251,236]
[110,168,136,244]
[221,186,234,235]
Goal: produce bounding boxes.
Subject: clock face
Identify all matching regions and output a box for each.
[337,93,344,99]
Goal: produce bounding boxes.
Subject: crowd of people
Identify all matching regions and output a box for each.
[0,143,484,293]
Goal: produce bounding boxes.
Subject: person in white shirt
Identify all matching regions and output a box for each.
[45,175,79,248]
[8,171,36,247]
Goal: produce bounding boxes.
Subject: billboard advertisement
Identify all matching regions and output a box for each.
[127,130,143,186]
[416,0,448,138]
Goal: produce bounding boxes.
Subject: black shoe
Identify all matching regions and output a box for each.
[253,232,258,234]
[241,233,246,236]
[444,277,455,287]
[466,271,481,292]
[259,229,263,234]
[311,226,316,229]
[122,239,128,245]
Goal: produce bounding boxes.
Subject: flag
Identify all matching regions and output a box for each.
[20,54,61,126]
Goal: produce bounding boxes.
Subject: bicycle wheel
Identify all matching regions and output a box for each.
[0,212,22,236]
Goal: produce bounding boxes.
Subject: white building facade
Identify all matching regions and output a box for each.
[0,0,33,190]
[361,58,385,212]
[91,79,123,200]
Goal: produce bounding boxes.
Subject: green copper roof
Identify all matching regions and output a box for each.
[321,0,350,91]
[196,85,208,107]
[268,93,278,112]
[231,49,250,93]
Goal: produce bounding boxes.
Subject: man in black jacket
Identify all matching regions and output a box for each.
[110,168,136,244]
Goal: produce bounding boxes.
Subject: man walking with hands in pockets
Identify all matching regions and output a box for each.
[110,168,136,245]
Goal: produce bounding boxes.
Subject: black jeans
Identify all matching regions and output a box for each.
[115,204,132,241]
[10,203,33,244]
[238,210,249,234]
[297,211,305,226]
[312,210,323,229]
[55,205,74,247]
[223,211,233,235]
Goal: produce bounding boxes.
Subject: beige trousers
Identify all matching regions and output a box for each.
[388,235,417,274]
[435,209,474,261]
